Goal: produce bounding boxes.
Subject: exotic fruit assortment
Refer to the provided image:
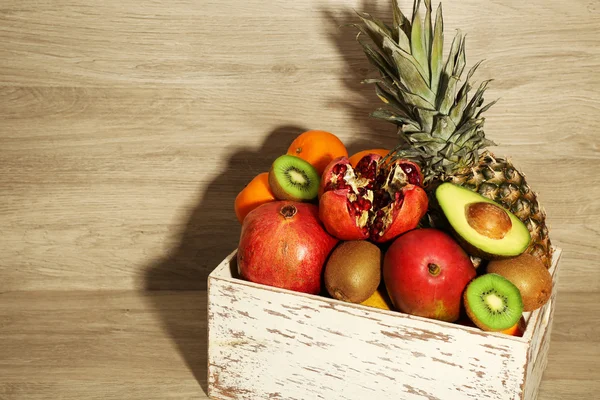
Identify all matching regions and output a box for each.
[231,0,555,336]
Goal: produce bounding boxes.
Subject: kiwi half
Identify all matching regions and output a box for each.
[464,273,524,332]
[268,155,320,201]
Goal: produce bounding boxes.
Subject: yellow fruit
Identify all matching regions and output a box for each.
[361,288,393,310]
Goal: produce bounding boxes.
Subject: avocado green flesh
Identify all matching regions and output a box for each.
[435,183,531,257]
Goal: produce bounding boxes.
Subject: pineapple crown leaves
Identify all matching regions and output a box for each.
[354,0,498,185]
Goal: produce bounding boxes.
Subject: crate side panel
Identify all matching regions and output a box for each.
[208,277,529,400]
[523,296,555,400]
[523,254,560,400]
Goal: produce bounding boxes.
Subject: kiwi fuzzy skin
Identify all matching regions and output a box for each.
[324,241,382,304]
[487,253,552,312]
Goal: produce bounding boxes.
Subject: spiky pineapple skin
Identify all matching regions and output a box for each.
[354,0,553,267]
[448,151,553,268]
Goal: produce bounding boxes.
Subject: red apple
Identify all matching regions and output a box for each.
[383,228,477,322]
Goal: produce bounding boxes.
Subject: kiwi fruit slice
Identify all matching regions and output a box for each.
[487,253,552,312]
[324,240,382,303]
[464,273,524,332]
[268,155,320,201]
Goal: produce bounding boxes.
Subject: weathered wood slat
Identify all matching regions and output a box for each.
[207,248,562,399]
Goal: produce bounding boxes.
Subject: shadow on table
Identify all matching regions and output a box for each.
[144,124,308,394]
[144,1,397,395]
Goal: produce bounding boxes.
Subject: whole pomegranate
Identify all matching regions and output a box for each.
[237,201,338,294]
[383,229,477,322]
[318,154,428,243]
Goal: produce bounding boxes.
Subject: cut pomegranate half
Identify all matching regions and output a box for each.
[318,154,428,243]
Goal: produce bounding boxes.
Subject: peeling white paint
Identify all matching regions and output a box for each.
[208,248,562,400]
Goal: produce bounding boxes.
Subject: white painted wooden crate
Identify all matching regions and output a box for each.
[207,247,562,400]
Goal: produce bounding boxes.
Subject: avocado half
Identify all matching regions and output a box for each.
[435,183,531,259]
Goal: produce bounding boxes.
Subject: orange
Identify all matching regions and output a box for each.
[348,148,391,168]
[286,130,348,176]
[234,172,276,224]
[500,318,526,337]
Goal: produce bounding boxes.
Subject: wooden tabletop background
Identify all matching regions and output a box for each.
[1,0,599,398]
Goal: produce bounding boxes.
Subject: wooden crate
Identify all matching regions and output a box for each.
[207,247,562,400]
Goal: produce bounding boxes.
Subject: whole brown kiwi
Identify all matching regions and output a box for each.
[487,253,552,312]
[324,240,382,303]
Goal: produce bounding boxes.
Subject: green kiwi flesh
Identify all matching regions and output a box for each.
[464,273,524,332]
[268,155,320,201]
[324,240,381,303]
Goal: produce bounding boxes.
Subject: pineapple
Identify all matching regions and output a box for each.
[354,0,553,267]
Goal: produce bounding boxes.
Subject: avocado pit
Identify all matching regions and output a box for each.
[465,202,512,240]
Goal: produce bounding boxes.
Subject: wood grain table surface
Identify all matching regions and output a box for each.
[1,0,599,399]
